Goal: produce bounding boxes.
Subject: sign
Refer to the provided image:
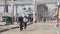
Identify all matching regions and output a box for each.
[58,8,60,15]
[57,7,60,23]
[58,8,60,19]
[58,16,60,19]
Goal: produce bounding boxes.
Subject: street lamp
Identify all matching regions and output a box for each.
[33,0,36,23]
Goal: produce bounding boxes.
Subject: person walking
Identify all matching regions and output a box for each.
[23,16,28,30]
[18,16,23,31]
[34,16,37,23]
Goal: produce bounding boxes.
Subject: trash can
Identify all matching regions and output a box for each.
[6,17,13,25]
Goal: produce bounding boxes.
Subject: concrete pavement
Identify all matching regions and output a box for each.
[0,22,33,33]
[1,23,60,34]
[0,24,19,33]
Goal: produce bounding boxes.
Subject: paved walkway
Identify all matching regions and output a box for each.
[0,24,19,33]
[0,22,32,33]
[1,23,60,34]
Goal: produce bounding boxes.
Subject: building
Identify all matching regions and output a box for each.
[0,0,58,22]
[0,0,34,22]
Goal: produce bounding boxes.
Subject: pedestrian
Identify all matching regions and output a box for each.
[28,16,32,24]
[23,16,28,30]
[17,16,23,31]
[43,17,46,22]
[34,16,37,23]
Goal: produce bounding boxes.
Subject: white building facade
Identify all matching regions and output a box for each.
[0,0,58,22]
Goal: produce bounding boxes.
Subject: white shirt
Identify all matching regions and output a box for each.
[23,18,28,22]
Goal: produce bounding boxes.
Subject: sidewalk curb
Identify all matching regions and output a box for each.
[0,23,33,33]
[0,26,19,33]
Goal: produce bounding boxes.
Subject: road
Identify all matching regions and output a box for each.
[0,23,60,34]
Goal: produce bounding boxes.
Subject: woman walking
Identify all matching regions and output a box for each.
[23,16,28,30]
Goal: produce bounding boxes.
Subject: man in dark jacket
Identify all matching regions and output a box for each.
[18,16,23,31]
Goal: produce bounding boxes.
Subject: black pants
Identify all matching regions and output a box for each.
[35,21,37,23]
[19,23,23,31]
[24,22,27,29]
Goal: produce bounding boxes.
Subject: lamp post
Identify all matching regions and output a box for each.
[4,0,8,12]
[4,0,6,12]
[33,0,36,23]
[11,0,14,24]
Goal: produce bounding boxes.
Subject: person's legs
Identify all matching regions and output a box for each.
[20,23,23,31]
[19,24,22,31]
[35,21,37,23]
[24,23,27,30]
